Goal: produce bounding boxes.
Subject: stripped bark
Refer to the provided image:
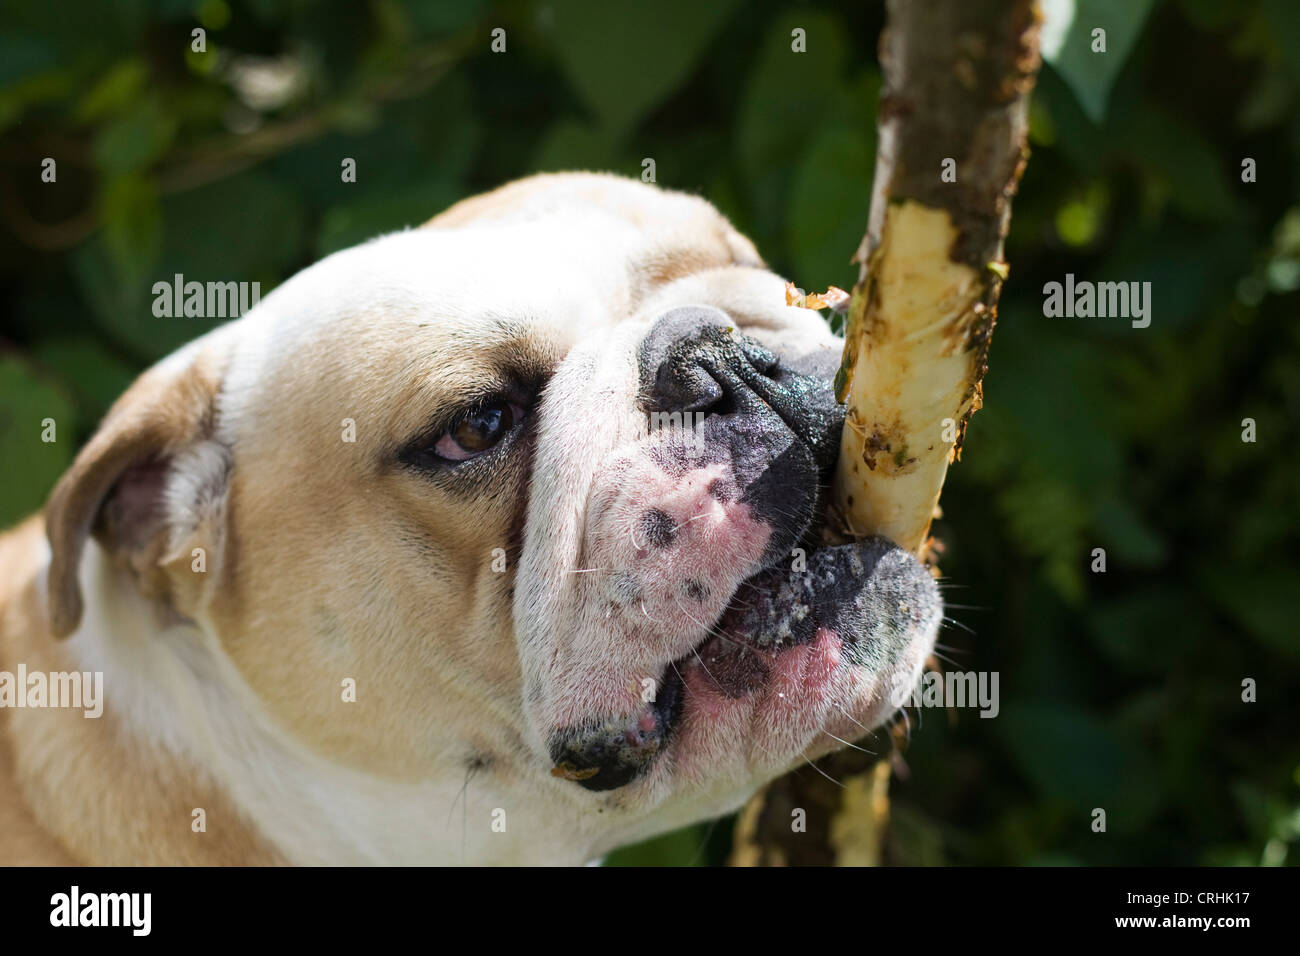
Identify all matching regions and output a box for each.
[731,0,1041,866]
[834,0,1042,553]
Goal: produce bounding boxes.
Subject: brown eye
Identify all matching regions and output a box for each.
[434,401,520,461]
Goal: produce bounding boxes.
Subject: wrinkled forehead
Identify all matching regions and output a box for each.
[214,180,766,442]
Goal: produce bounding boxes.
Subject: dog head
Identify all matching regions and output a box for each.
[43,173,940,861]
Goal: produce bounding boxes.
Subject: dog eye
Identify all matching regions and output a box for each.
[433,401,523,462]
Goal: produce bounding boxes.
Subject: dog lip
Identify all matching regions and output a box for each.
[546,537,937,791]
[649,662,686,748]
[690,634,772,698]
[687,535,937,695]
[547,664,685,792]
[720,539,878,652]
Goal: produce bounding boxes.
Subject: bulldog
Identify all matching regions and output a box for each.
[0,172,940,865]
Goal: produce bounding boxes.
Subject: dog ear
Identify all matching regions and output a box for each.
[45,345,229,638]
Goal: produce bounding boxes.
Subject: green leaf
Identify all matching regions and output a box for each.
[1262,0,1300,86]
[30,336,137,421]
[274,76,479,210]
[529,119,622,175]
[0,356,75,528]
[548,0,741,135]
[1111,103,1237,222]
[157,172,303,288]
[75,59,148,122]
[0,32,56,86]
[1086,590,1204,673]
[73,172,304,362]
[1090,495,1166,567]
[316,180,462,257]
[786,124,873,293]
[1198,564,1300,659]
[0,69,74,134]
[737,10,866,238]
[1041,0,1157,122]
[998,703,1129,801]
[602,823,712,866]
[98,172,162,284]
[1179,0,1241,31]
[91,94,177,175]
[395,0,487,36]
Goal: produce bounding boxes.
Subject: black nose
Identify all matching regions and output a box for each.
[639,306,780,417]
[637,305,843,473]
[637,305,845,569]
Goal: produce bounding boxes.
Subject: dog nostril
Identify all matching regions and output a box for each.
[741,340,781,379]
[639,306,759,417]
[707,392,738,417]
[640,509,676,549]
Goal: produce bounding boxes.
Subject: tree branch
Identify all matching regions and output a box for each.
[834,0,1042,554]
[731,0,1042,867]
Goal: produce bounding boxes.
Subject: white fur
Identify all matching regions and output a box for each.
[30,176,937,864]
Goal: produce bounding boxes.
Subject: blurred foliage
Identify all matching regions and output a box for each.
[0,0,1297,866]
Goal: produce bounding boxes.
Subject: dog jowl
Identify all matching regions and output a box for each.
[534,303,941,801]
[1,173,940,864]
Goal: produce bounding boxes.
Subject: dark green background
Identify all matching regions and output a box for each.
[0,0,1296,865]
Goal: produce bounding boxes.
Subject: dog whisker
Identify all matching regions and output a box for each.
[799,751,846,789]
[941,615,976,636]
[830,700,877,735]
[819,728,876,755]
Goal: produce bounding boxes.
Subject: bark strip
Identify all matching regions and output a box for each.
[834,0,1042,554]
[731,0,1041,867]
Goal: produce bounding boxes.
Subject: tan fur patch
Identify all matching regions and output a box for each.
[0,173,851,865]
